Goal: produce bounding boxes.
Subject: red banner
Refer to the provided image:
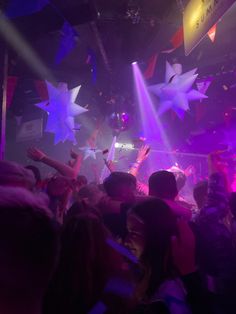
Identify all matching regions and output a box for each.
[34,80,48,100]
[144,54,158,79]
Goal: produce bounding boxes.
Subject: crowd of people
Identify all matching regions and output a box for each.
[0,145,236,314]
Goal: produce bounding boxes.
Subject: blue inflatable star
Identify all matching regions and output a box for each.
[35,81,88,144]
[149,62,207,119]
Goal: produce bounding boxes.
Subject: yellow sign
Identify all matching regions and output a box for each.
[183,0,236,55]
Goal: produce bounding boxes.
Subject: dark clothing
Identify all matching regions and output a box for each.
[194,173,236,289]
[103,202,132,239]
[193,173,236,314]
[182,271,210,314]
[133,301,170,314]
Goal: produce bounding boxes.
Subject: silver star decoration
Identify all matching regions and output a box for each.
[35,81,88,144]
[149,62,207,119]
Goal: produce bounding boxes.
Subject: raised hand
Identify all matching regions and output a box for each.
[106,160,115,172]
[136,145,151,163]
[184,165,195,177]
[27,147,46,162]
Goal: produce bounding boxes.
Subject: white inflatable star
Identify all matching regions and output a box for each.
[79,146,102,160]
[35,81,88,144]
[149,62,207,119]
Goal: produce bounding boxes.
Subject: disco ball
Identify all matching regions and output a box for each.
[108,112,131,134]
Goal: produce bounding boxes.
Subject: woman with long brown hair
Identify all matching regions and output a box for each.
[126,198,191,314]
[43,212,132,314]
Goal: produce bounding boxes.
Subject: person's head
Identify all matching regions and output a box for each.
[45,213,123,313]
[25,165,41,187]
[148,170,178,200]
[229,192,236,218]
[126,198,177,296]
[77,183,104,206]
[65,201,101,222]
[103,172,136,202]
[0,161,35,190]
[0,187,59,313]
[193,180,208,209]
[46,175,72,199]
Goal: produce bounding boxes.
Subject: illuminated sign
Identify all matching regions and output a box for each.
[183,0,236,55]
[115,143,134,150]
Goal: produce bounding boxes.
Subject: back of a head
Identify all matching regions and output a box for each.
[46,175,72,198]
[103,172,136,201]
[65,201,101,222]
[132,198,177,244]
[77,183,103,206]
[46,213,122,313]
[148,170,178,200]
[0,187,59,305]
[0,161,35,189]
[61,214,112,270]
[193,180,208,209]
[131,198,177,295]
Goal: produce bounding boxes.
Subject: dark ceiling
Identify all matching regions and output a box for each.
[1,0,180,80]
[0,0,186,121]
[1,0,236,97]
[1,0,236,164]
[3,0,235,82]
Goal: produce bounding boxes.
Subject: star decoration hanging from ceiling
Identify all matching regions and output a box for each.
[35,81,88,144]
[79,146,102,160]
[149,61,208,119]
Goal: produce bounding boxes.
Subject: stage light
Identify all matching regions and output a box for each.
[132,62,176,169]
[0,10,53,81]
[132,61,137,65]
[132,62,173,151]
